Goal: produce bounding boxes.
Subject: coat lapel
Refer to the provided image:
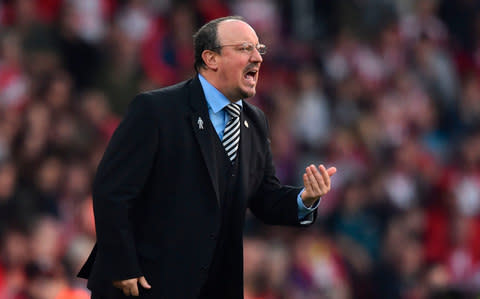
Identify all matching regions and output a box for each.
[238,104,253,200]
[188,77,220,206]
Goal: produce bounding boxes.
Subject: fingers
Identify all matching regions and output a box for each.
[303,172,313,194]
[303,173,308,189]
[318,165,330,189]
[130,283,140,296]
[302,164,336,204]
[326,166,337,176]
[139,276,152,289]
[306,164,336,196]
[306,165,323,195]
[113,277,149,297]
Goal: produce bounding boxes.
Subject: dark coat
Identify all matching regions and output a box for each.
[78,76,316,298]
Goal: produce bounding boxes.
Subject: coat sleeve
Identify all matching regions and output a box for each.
[248,113,316,227]
[92,93,158,281]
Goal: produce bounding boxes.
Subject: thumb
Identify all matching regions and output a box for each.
[327,167,337,176]
[138,276,151,289]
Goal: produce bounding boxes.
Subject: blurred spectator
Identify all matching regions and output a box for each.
[55,3,102,90]
[412,35,459,116]
[0,31,29,111]
[288,232,350,299]
[95,23,144,115]
[116,0,154,43]
[291,66,331,151]
[64,0,110,44]
[243,237,272,299]
[29,216,61,267]
[23,261,89,299]
[140,3,196,89]
[79,90,119,143]
[324,31,358,83]
[400,0,448,46]
[458,75,480,131]
[0,227,29,299]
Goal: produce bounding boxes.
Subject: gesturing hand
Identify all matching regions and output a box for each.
[301,164,337,207]
[113,276,151,297]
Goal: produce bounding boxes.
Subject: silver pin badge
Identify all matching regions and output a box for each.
[244,120,249,128]
[197,117,204,130]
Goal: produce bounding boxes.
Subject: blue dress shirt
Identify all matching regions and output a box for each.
[198,74,319,222]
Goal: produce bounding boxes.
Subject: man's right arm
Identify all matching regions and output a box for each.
[92,93,158,282]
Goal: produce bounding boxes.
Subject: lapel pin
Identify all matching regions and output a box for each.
[244,120,249,128]
[197,117,204,130]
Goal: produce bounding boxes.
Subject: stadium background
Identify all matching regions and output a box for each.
[1,0,480,298]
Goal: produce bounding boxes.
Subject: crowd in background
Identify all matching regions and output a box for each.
[1,0,480,298]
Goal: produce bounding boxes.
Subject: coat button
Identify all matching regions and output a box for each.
[209,233,217,240]
[201,265,209,271]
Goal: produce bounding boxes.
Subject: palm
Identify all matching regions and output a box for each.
[301,165,337,206]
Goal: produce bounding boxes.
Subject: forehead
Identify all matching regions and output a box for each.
[217,20,259,44]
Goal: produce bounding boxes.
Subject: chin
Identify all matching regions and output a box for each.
[240,87,256,99]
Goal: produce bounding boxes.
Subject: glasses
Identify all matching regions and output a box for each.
[212,42,267,55]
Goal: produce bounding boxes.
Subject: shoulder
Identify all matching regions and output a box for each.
[135,79,191,105]
[143,79,191,98]
[243,100,265,120]
[128,78,193,114]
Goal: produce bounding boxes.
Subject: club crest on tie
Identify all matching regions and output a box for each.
[244,120,249,128]
[197,117,204,130]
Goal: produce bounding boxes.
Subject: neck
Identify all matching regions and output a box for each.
[199,70,221,90]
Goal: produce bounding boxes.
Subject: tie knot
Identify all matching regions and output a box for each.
[225,103,241,118]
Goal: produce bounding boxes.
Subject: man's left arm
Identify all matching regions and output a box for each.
[248,141,335,226]
[247,108,336,226]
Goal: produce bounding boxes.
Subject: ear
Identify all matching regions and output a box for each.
[201,50,219,71]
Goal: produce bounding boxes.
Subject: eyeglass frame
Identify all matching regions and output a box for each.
[210,42,267,55]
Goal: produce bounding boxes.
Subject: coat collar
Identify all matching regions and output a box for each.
[188,76,220,205]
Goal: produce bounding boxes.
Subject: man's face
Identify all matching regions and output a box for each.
[215,20,263,101]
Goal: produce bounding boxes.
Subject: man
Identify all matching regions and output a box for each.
[78,16,336,299]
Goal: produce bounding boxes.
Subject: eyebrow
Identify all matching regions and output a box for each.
[222,41,260,45]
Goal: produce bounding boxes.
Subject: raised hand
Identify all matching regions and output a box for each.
[301,164,337,207]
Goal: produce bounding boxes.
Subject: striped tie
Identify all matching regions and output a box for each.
[222,103,241,161]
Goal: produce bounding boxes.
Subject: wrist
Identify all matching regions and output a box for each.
[301,193,316,207]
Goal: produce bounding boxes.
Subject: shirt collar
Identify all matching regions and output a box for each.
[198,74,242,113]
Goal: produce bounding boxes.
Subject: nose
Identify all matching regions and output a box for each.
[250,48,263,63]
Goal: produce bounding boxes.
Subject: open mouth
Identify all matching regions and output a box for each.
[244,70,258,83]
